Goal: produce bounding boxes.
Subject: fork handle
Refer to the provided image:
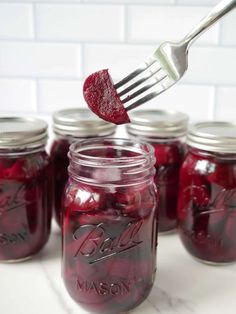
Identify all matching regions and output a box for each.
[183,0,236,48]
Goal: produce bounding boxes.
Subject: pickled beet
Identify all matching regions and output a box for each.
[0,152,52,261]
[152,141,185,232]
[62,139,158,313]
[178,149,236,263]
[83,69,130,125]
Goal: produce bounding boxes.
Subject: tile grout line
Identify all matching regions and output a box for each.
[35,78,40,113]
[0,38,235,48]
[123,4,129,44]
[217,16,224,47]
[1,76,236,87]
[210,85,217,120]
[212,85,219,120]
[0,1,214,7]
[80,43,86,79]
[32,3,38,40]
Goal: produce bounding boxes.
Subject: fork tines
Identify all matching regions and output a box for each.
[114,56,168,111]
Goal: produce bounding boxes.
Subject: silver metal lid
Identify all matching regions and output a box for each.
[0,117,48,149]
[126,110,188,137]
[53,108,116,137]
[187,121,236,153]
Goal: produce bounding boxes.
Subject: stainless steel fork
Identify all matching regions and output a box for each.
[115,0,236,112]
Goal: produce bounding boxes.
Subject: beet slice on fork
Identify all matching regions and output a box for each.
[83,69,130,125]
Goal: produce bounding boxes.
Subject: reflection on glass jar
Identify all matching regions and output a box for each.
[62,138,158,314]
[0,117,52,262]
[50,108,116,226]
[178,121,236,264]
[126,110,188,233]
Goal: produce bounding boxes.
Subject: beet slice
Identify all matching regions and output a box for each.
[83,69,130,125]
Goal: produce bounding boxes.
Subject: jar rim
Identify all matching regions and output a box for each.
[126,109,188,138]
[0,116,48,149]
[187,121,236,153]
[69,138,155,167]
[68,138,156,186]
[53,108,116,137]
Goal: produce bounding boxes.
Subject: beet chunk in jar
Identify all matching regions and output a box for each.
[0,117,52,262]
[126,110,188,233]
[50,108,116,226]
[178,121,236,264]
[62,138,158,314]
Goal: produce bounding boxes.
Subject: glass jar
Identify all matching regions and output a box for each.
[126,110,188,233]
[50,108,116,225]
[62,138,158,314]
[178,122,236,264]
[0,117,52,262]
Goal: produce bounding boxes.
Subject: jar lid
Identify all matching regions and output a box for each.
[187,121,236,153]
[53,108,116,137]
[126,110,188,137]
[0,117,48,149]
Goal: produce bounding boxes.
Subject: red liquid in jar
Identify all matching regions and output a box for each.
[0,151,52,261]
[62,140,158,313]
[178,149,236,263]
[153,141,185,232]
[50,138,70,225]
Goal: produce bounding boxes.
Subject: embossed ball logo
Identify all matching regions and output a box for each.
[73,220,143,264]
[0,183,28,214]
[182,185,236,217]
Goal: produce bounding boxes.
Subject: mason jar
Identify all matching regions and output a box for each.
[50,108,116,225]
[178,122,236,264]
[126,110,188,233]
[62,138,158,314]
[0,117,52,262]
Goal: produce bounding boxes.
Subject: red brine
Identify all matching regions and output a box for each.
[0,151,52,261]
[178,148,236,263]
[83,69,130,125]
[50,138,70,225]
[62,139,158,313]
[153,141,185,232]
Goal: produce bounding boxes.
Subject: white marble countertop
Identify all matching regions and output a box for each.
[1,222,236,314]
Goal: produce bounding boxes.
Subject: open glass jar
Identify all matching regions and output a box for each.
[62,138,158,314]
[0,117,52,262]
[50,108,116,225]
[126,110,188,233]
[178,122,236,264]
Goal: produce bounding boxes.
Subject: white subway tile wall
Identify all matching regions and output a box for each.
[215,87,236,121]
[0,4,34,39]
[0,0,235,123]
[36,4,125,42]
[127,6,219,45]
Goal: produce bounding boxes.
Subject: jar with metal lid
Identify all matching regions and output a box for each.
[62,138,158,314]
[178,121,236,264]
[50,108,116,225]
[0,117,52,262]
[126,110,188,233]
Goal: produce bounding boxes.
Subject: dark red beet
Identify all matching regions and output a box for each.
[83,69,130,125]
[178,149,236,263]
[0,152,52,261]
